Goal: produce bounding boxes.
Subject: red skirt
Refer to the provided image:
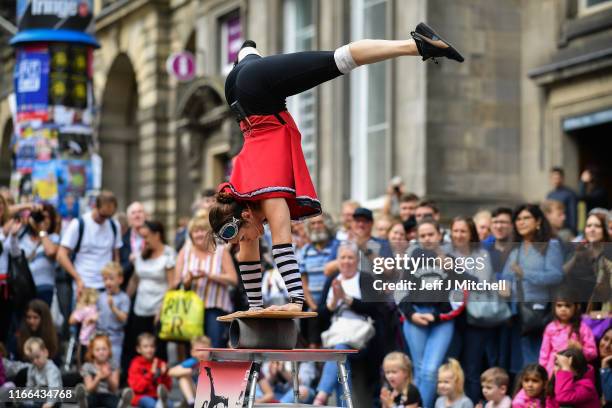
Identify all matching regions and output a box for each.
[218,111,321,221]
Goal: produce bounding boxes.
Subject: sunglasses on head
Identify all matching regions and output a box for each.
[216,217,242,242]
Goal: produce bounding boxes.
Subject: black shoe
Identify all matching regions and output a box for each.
[411,22,464,63]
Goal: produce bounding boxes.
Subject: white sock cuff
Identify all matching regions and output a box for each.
[238,47,261,62]
[334,44,357,74]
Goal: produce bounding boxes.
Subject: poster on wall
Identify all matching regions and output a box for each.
[14,46,50,124]
[32,160,59,205]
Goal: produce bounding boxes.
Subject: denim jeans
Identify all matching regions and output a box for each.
[35,284,54,306]
[461,326,498,403]
[316,344,356,407]
[520,332,542,368]
[138,396,158,408]
[205,308,229,348]
[402,309,455,408]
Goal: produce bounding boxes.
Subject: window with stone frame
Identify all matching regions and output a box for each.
[350,0,391,202]
[283,0,318,188]
[579,0,612,15]
[219,11,242,76]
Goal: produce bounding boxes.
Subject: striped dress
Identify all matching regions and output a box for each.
[181,243,233,313]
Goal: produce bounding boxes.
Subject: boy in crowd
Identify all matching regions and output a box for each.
[97,262,130,367]
[127,333,172,408]
[168,336,212,408]
[477,367,511,408]
[23,337,62,408]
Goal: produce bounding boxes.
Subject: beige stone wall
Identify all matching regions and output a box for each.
[426,0,523,215]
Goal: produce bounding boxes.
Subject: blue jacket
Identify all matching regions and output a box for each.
[501,239,563,304]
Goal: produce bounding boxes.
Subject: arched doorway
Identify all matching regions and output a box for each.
[98,53,139,210]
[175,79,234,217]
[0,120,13,186]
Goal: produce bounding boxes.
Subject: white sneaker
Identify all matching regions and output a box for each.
[74,383,88,408]
[157,384,169,408]
[117,388,133,408]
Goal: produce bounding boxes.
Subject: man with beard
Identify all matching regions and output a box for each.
[298,213,339,347]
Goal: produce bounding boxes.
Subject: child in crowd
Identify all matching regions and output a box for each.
[600,327,612,407]
[435,358,474,408]
[380,352,421,408]
[168,335,211,408]
[97,262,130,366]
[17,300,59,361]
[511,364,548,408]
[23,337,62,408]
[546,348,599,408]
[539,291,597,374]
[127,333,173,408]
[78,333,132,408]
[69,288,100,350]
[477,367,511,408]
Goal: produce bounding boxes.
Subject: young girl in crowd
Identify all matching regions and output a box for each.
[435,358,474,408]
[546,348,599,408]
[511,364,548,408]
[16,300,58,362]
[538,290,597,375]
[380,352,422,408]
[600,327,612,407]
[79,334,132,408]
[69,288,99,350]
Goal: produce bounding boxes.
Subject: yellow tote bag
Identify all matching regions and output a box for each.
[159,289,205,341]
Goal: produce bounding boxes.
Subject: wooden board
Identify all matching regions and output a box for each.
[217,310,317,322]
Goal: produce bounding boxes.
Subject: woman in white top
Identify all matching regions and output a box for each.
[126,220,175,361]
[177,215,237,348]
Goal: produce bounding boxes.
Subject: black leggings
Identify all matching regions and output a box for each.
[230,51,343,114]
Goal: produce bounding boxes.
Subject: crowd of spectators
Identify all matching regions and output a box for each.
[0,165,610,408]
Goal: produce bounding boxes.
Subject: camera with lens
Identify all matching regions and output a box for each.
[31,210,45,224]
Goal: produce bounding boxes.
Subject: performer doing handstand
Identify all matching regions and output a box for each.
[209,23,464,312]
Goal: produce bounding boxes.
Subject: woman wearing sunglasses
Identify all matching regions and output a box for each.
[210,25,464,312]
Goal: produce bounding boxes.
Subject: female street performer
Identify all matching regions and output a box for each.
[209,23,464,312]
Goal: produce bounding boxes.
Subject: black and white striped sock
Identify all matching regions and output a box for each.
[238,261,264,310]
[271,243,304,306]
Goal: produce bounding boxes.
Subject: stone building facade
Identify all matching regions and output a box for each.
[0,0,610,230]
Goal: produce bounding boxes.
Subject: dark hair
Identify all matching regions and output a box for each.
[208,192,250,247]
[512,203,553,254]
[201,188,217,198]
[141,220,166,259]
[585,213,611,242]
[95,190,118,209]
[451,216,480,244]
[400,193,419,203]
[402,216,417,232]
[492,207,513,218]
[514,364,547,405]
[547,348,588,396]
[41,203,58,234]
[417,217,440,233]
[417,200,439,214]
[550,167,564,177]
[18,300,58,360]
[552,288,582,340]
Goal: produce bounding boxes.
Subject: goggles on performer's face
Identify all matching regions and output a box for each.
[216,217,242,242]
